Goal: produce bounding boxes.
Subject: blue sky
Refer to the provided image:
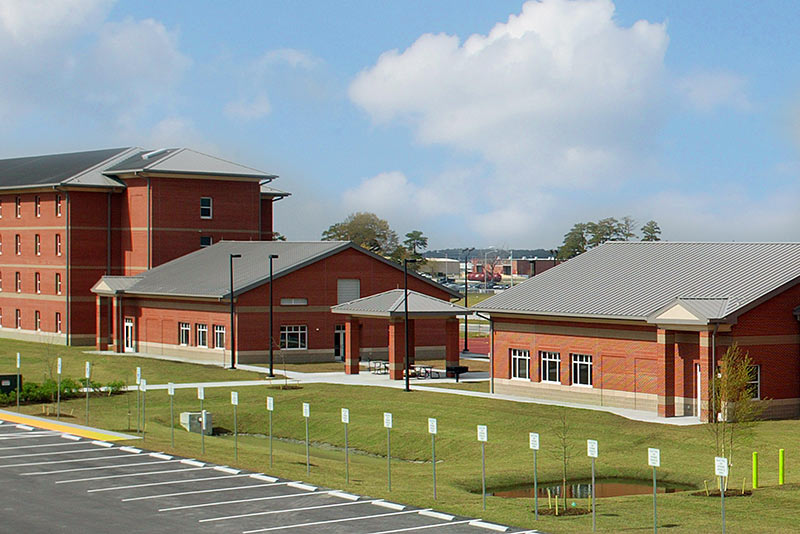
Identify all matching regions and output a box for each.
[1,0,799,249]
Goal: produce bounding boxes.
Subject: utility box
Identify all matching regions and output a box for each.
[0,374,20,394]
[180,411,212,435]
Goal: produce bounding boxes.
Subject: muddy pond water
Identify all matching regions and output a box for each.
[492,478,695,499]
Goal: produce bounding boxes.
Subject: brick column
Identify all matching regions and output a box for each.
[698,330,712,422]
[388,318,405,380]
[344,317,361,375]
[445,318,460,369]
[96,296,108,351]
[657,328,675,417]
[111,296,122,353]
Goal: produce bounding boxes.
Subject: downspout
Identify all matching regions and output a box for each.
[489,317,495,394]
[710,323,719,422]
[146,176,151,269]
[107,191,113,348]
[65,191,71,346]
[106,192,111,274]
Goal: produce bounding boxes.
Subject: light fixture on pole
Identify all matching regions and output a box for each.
[229,253,242,369]
[462,247,474,353]
[268,254,279,378]
[404,258,419,392]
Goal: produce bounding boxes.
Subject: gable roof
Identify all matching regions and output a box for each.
[103,148,276,181]
[92,241,460,300]
[474,242,800,324]
[0,148,136,190]
[331,289,467,318]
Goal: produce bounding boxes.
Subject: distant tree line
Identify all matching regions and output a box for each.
[557,217,661,260]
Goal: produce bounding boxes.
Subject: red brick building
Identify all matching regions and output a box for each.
[91,241,459,365]
[475,242,800,420]
[0,148,288,345]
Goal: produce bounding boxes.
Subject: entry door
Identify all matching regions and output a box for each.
[334,325,346,361]
[695,364,702,418]
[124,318,135,353]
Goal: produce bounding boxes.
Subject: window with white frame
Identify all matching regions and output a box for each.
[15,196,20,218]
[15,234,20,255]
[214,325,225,349]
[15,309,21,329]
[747,365,761,400]
[571,353,593,386]
[55,234,62,256]
[0,271,3,291]
[35,234,40,255]
[0,308,3,327]
[280,298,308,306]
[55,273,62,294]
[34,311,41,331]
[35,196,40,217]
[55,312,61,333]
[56,194,62,217]
[35,272,40,294]
[280,325,307,350]
[15,272,20,293]
[540,351,561,383]
[200,197,212,219]
[200,236,212,247]
[510,348,530,379]
[0,234,3,254]
[178,322,190,346]
[196,324,208,348]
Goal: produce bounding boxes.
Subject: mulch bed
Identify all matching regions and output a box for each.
[691,489,752,497]
[536,507,592,516]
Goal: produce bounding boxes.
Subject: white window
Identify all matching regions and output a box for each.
[214,325,225,349]
[15,309,21,329]
[15,234,20,255]
[0,308,3,327]
[196,324,208,348]
[35,234,40,255]
[540,351,561,383]
[15,196,20,218]
[280,298,308,306]
[200,236,212,247]
[178,322,190,346]
[337,279,360,304]
[55,273,62,294]
[34,311,41,331]
[56,194,62,217]
[0,234,3,254]
[200,197,213,219]
[55,312,62,333]
[280,325,307,350]
[571,354,593,386]
[35,272,41,294]
[35,196,40,217]
[511,348,530,379]
[55,234,62,256]
[748,365,761,400]
[15,272,20,293]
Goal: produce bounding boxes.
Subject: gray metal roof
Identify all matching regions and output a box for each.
[0,148,135,190]
[331,289,467,318]
[260,183,291,198]
[92,241,460,300]
[104,148,276,180]
[474,242,800,323]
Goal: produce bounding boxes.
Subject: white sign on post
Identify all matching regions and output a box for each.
[341,408,350,424]
[231,391,238,405]
[267,396,274,411]
[140,378,147,392]
[16,353,20,369]
[477,425,488,442]
[648,448,661,468]
[85,362,91,379]
[136,367,141,385]
[715,456,729,477]
[57,358,62,375]
[587,439,598,458]
[197,386,204,400]
[303,402,310,418]
[383,412,393,429]
[529,432,540,451]
[428,418,438,435]
[167,383,174,396]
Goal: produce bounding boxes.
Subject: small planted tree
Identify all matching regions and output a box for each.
[708,344,766,486]
[550,408,575,511]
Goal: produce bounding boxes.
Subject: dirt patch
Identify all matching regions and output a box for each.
[536,507,592,516]
[691,489,752,497]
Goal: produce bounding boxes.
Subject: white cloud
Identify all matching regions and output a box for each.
[676,71,750,112]
[224,92,272,120]
[0,0,111,50]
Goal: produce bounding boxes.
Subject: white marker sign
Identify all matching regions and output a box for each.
[587,439,598,458]
[529,432,540,451]
[303,402,310,418]
[197,386,204,400]
[715,456,729,477]
[167,383,174,396]
[140,378,147,392]
[57,358,62,375]
[85,361,91,379]
[266,396,273,411]
[648,448,661,468]
[383,412,393,429]
[341,408,350,424]
[136,367,141,385]
[16,353,20,369]
[477,425,488,442]
[231,391,238,405]
[428,418,438,435]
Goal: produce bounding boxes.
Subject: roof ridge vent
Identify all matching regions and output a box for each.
[142,148,171,160]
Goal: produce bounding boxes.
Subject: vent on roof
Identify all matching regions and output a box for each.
[142,148,170,160]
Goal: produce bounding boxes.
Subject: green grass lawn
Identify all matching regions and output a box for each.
[2,339,799,533]
[453,292,495,308]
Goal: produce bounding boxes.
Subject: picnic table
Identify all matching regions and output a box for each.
[407,364,440,379]
[368,360,389,374]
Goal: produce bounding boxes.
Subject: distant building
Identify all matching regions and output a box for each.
[419,257,461,278]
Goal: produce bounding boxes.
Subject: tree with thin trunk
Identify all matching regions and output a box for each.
[550,408,575,511]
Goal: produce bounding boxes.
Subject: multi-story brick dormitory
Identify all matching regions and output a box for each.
[0,148,289,346]
[91,241,460,365]
[474,242,800,420]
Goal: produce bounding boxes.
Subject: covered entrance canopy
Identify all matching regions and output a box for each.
[331,289,468,379]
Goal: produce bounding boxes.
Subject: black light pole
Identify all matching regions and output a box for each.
[462,247,474,353]
[403,258,418,392]
[229,253,242,369]
[268,254,279,377]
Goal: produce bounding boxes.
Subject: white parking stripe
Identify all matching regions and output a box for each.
[0,452,132,467]
[365,520,473,534]
[0,447,112,459]
[0,441,89,451]
[200,499,378,523]
[0,431,58,439]
[121,481,288,501]
[159,489,334,511]
[56,466,213,484]
[240,508,427,533]
[21,459,180,476]
[88,473,250,493]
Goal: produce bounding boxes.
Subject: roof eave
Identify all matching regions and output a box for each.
[474,308,646,322]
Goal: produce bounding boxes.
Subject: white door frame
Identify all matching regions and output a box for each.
[695,363,702,418]
[334,325,346,362]
[124,318,135,353]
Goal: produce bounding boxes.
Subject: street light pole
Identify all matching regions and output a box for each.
[268,254,279,378]
[462,247,474,353]
[229,253,242,369]
[404,258,418,393]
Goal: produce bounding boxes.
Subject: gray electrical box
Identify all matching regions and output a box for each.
[180,411,212,435]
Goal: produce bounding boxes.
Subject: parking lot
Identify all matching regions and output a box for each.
[0,417,538,534]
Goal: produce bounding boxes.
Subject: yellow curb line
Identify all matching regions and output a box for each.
[0,413,129,441]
